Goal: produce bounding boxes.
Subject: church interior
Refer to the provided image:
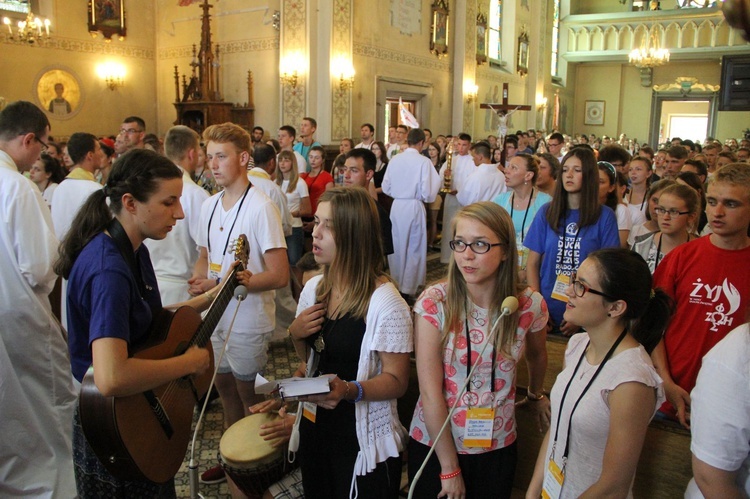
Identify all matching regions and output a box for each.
[1,0,748,145]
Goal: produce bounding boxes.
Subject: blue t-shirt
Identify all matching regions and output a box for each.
[524,203,620,325]
[67,232,161,382]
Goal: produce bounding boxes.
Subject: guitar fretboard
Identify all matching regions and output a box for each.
[190,264,243,348]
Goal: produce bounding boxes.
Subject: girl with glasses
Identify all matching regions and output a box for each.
[628,178,676,247]
[528,248,673,499]
[408,202,549,499]
[633,184,700,273]
[526,147,620,336]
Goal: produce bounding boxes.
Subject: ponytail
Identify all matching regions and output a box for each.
[54,149,181,279]
[588,248,675,354]
[54,189,111,278]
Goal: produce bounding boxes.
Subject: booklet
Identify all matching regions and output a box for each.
[254,373,334,401]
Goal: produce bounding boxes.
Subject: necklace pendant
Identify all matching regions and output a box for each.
[314,335,325,353]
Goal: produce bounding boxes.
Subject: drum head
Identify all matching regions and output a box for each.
[220,413,284,467]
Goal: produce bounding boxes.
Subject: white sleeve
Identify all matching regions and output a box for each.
[690,353,750,472]
[616,204,633,231]
[187,187,209,248]
[14,179,59,294]
[296,274,322,316]
[297,179,309,198]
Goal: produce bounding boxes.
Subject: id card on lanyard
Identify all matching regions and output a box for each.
[542,329,627,499]
[461,315,497,449]
[551,224,580,303]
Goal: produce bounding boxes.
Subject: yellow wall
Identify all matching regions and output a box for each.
[0,1,157,140]
[574,60,750,143]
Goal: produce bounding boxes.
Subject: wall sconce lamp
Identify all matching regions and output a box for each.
[331,57,355,91]
[464,82,479,104]
[280,69,298,88]
[97,62,125,90]
[537,96,548,111]
[280,53,305,89]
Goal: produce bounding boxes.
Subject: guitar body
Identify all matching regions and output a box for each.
[79,306,215,483]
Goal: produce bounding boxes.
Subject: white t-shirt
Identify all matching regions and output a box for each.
[685,323,750,498]
[197,186,286,334]
[626,202,647,227]
[51,179,103,239]
[280,178,309,228]
[615,203,633,232]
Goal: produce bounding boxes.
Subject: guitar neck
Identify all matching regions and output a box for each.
[191,264,243,348]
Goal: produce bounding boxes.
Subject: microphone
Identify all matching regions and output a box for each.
[234,285,248,301]
[501,296,519,316]
[408,295,519,499]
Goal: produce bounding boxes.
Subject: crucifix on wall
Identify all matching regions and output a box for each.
[479,83,531,148]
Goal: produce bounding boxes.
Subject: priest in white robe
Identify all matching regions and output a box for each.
[457,141,507,206]
[382,128,440,296]
[0,101,77,498]
[439,133,476,263]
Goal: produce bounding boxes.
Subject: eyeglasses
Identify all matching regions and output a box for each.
[547,141,562,147]
[118,128,142,135]
[449,240,502,254]
[34,135,49,153]
[570,271,617,301]
[654,207,690,217]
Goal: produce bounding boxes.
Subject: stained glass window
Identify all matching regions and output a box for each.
[0,1,31,15]
[488,0,502,60]
[551,0,560,76]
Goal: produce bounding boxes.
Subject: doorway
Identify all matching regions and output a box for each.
[649,93,718,147]
[384,99,417,140]
[376,77,433,143]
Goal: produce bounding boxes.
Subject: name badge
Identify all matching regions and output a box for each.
[542,458,565,499]
[463,407,495,448]
[209,262,222,280]
[302,402,317,423]
[551,273,571,303]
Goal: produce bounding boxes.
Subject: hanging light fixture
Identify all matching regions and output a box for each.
[2,11,51,45]
[629,27,670,68]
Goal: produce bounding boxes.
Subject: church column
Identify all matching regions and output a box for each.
[528,0,545,131]
[330,0,353,142]
[451,1,478,134]
[280,0,308,128]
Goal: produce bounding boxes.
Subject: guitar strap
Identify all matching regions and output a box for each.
[107,218,147,299]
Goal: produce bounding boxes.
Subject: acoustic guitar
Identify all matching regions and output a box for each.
[79,235,249,483]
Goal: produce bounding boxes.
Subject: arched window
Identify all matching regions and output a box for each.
[488,0,503,61]
[551,0,561,76]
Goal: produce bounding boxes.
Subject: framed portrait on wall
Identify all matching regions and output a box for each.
[88,0,126,40]
[35,67,83,120]
[430,0,449,58]
[584,100,606,126]
[476,11,487,65]
[517,30,529,76]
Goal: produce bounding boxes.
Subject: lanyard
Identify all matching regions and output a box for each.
[107,218,146,298]
[464,314,496,404]
[510,189,534,244]
[653,232,690,270]
[551,328,627,462]
[207,183,251,256]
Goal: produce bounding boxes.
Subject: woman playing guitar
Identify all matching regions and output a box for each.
[56,149,223,497]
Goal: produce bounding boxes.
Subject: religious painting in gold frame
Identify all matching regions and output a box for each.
[476,11,488,65]
[35,67,83,120]
[88,0,126,41]
[517,30,530,76]
[430,0,449,58]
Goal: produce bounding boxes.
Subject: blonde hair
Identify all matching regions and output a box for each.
[202,122,251,153]
[442,202,520,356]
[314,187,389,319]
[275,150,300,193]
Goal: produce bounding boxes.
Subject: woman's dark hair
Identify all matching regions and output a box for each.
[598,161,619,211]
[372,141,389,165]
[39,153,65,184]
[546,146,602,231]
[676,171,707,214]
[588,248,674,353]
[55,149,181,278]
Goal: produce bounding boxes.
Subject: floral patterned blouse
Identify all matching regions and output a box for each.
[409,283,548,453]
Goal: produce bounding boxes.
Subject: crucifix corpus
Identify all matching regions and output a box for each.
[479,83,531,149]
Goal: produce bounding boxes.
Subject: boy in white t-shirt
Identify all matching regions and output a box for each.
[188,122,288,485]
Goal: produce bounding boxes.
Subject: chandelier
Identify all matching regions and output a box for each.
[629,30,670,68]
[2,11,50,45]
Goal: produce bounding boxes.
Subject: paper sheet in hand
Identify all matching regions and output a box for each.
[254,373,334,400]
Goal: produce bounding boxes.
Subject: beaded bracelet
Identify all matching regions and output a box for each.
[439,468,462,480]
[348,380,364,403]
